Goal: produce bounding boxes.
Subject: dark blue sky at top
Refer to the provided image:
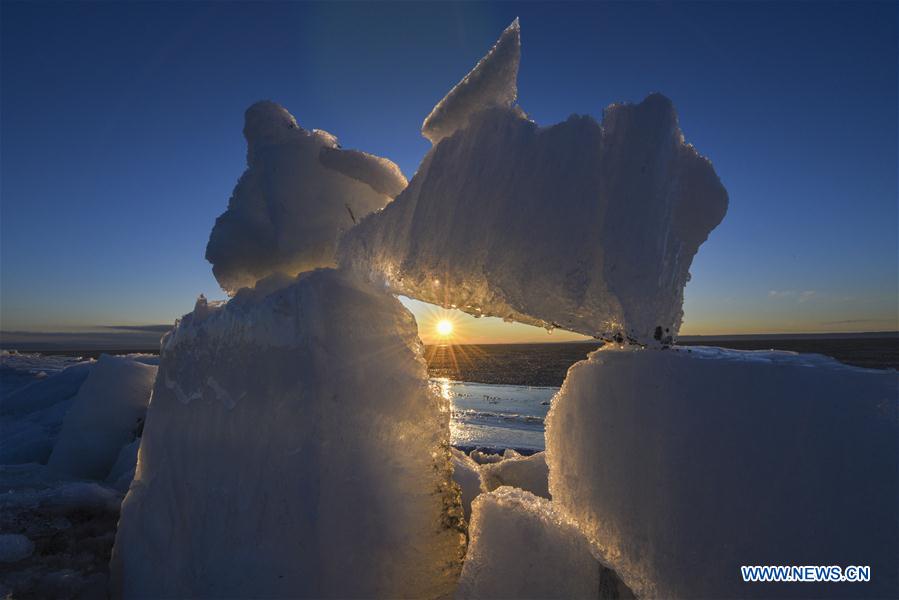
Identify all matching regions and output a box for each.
[1,1,896,336]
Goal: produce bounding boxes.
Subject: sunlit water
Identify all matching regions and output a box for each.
[432,377,557,452]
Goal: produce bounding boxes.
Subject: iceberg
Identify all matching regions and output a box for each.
[110,269,465,598]
[546,345,899,598]
[206,101,407,294]
[47,355,155,481]
[340,22,727,345]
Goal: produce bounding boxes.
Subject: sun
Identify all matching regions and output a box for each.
[436,319,454,338]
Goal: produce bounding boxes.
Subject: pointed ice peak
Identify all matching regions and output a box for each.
[421,18,521,144]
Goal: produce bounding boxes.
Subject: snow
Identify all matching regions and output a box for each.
[546,345,899,598]
[421,19,520,144]
[457,487,624,599]
[205,101,407,294]
[0,535,34,563]
[480,450,549,499]
[340,32,727,345]
[47,355,155,480]
[111,269,465,598]
[451,447,484,522]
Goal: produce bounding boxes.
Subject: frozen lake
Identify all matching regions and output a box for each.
[432,378,556,452]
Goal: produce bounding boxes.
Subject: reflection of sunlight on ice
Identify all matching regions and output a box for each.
[434,377,550,450]
[432,377,472,446]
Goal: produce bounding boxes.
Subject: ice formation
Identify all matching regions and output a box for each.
[457,487,629,599]
[421,19,520,144]
[0,399,73,465]
[451,447,484,522]
[546,345,899,598]
[469,449,504,465]
[206,101,407,294]
[105,439,141,492]
[0,361,91,417]
[47,355,155,481]
[1,361,93,465]
[340,24,727,345]
[111,269,465,598]
[480,450,549,499]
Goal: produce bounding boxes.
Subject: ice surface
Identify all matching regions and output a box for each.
[457,487,623,599]
[0,463,122,598]
[451,447,484,522]
[47,355,155,480]
[0,398,73,465]
[437,379,553,451]
[546,345,899,598]
[480,450,549,499]
[111,269,464,598]
[205,101,407,293]
[0,361,91,417]
[421,19,520,144]
[1,360,94,465]
[341,25,727,345]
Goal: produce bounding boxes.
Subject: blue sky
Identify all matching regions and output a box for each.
[1,1,896,344]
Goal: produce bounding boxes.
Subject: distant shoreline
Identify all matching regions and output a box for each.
[3,333,896,384]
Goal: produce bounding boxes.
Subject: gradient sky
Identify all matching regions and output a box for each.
[1,1,896,345]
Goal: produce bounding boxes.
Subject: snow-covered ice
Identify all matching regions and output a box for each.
[546,345,899,598]
[206,101,407,294]
[457,487,630,599]
[47,355,155,481]
[340,23,728,345]
[111,269,465,598]
[480,450,549,499]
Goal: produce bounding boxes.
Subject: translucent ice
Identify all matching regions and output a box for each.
[457,487,627,599]
[451,447,484,523]
[340,25,727,345]
[480,450,549,499]
[47,355,155,480]
[206,101,407,294]
[421,19,520,144]
[546,345,899,598]
[110,269,464,598]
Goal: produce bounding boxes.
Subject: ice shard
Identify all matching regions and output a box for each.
[421,18,521,144]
